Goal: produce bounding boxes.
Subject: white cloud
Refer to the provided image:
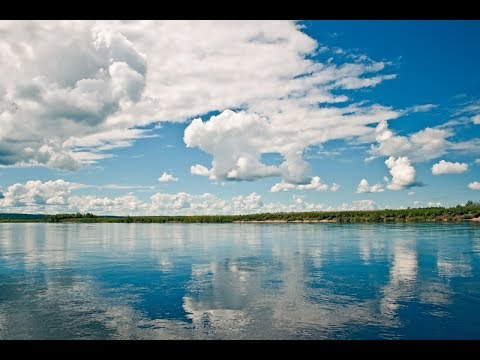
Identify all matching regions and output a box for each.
[385,156,417,190]
[338,200,378,211]
[468,182,480,190]
[69,193,148,214]
[449,138,480,155]
[185,104,398,184]
[2,19,475,192]
[407,104,438,113]
[408,191,415,196]
[0,21,148,169]
[231,193,264,211]
[431,160,468,175]
[270,177,339,192]
[149,192,265,214]
[334,74,397,90]
[368,119,473,183]
[472,114,480,124]
[0,178,380,215]
[262,197,377,212]
[356,179,384,193]
[158,172,178,182]
[453,98,480,115]
[190,164,212,178]
[427,201,443,207]
[0,20,398,173]
[349,200,377,210]
[0,179,81,207]
[330,183,341,192]
[370,120,452,162]
[92,184,149,190]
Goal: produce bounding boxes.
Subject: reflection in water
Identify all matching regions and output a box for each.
[0,223,479,339]
[437,260,472,278]
[436,235,473,278]
[380,241,418,320]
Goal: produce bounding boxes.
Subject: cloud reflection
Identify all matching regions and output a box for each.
[0,223,479,339]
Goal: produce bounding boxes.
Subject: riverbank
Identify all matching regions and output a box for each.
[237,218,480,223]
[233,219,337,223]
[1,203,480,223]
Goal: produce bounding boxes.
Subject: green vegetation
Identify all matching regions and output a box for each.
[0,213,47,222]
[1,201,480,223]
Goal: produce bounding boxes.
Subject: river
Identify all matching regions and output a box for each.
[0,222,479,339]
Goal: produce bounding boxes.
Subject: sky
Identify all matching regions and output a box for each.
[0,20,479,215]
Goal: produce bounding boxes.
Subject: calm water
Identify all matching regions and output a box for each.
[0,223,479,339]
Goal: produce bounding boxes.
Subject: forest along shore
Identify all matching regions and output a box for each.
[1,202,480,223]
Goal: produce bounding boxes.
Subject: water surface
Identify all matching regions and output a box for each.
[0,222,479,339]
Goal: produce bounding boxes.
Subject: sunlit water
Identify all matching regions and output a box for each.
[0,223,479,339]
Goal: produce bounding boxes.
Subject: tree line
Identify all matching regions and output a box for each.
[16,201,477,223]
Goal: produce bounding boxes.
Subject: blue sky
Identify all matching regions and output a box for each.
[0,20,479,215]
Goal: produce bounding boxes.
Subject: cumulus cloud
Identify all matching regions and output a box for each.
[0,179,81,207]
[79,191,260,215]
[370,117,480,168]
[348,200,377,211]
[472,115,480,124]
[184,110,297,183]
[70,193,148,214]
[0,179,265,215]
[0,20,398,173]
[185,103,398,184]
[356,179,384,193]
[2,19,476,190]
[468,182,480,190]
[368,120,472,186]
[431,160,468,175]
[270,177,339,192]
[0,21,148,169]
[264,196,377,212]
[190,164,212,178]
[385,156,417,190]
[370,120,452,162]
[158,172,178,182]
[0,178,379,215]
[231,193,264,212]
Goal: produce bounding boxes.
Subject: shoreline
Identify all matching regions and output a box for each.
[235,218,480,223]
[233,219,337,223]
[1,218,480,224]
[1,207,479,224]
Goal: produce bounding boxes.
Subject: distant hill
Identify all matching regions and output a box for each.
[0,213,123,222]
[0,213,47,220]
